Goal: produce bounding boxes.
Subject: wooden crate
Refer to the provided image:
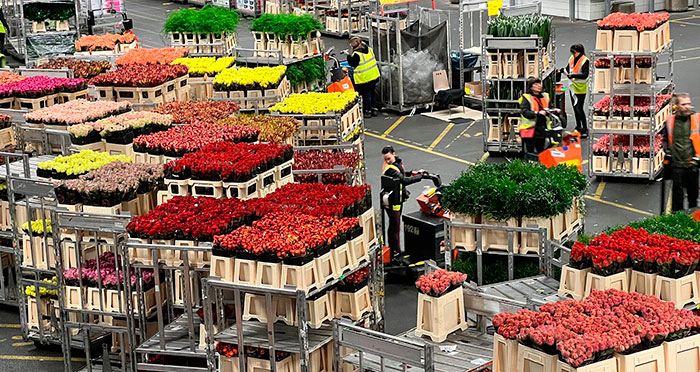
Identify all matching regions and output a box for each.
[105,142,134,158]
[255,261,282,288]
[306,292,333,329]
[482,217,520,252]
[275,159,294,183]
[593,68,611,93]
[664,334,700,372]
[614,30,639,52]
[280,259,320,293]
[636,67,653,84]
[224,178,260,200]
[189,76,214,101]
[94,86,116,101]
[315,249,338,284]
[64,286,84,310]
[114,87,141,104]
[27,296,52,331]
[520,216,550,254]
[258,168,277,196]
[517,344,558,372]
[140,85,165,105]
[556,358,617,372]
[335,285,371,320]
[593,155,609,173]
[82,204,122,215]
[17,96,48,111]
[234,258,257,285]
[333,242,353,274]
[162,79,178,102]
[596,29,613,51]
[59,89,89,103]
[616,345,665,372]
[165,178,190,196]
[415,287,468,343]
[190,179,224,198]
[0,127,15,148]
[629,270,657,296]
[220,355,239,372]
[22,234,54,270]
[360,208,377,248]
[558,266,590,301]
[73,141,105,153]
[493,333,518,372]
[247,355,295,372]
[654,272,699,309]
[584,270,628,297]
[450,213,478,251]
[0,97,14,109]
[348,235,368,268]
[210,255,235,282]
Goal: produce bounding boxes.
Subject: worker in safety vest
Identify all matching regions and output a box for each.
[662,93,700,211]
[559,44,590,138]
[346,36,380,117]
[380,145,423,262]
[519,78,561,160]
[0,4,6,62]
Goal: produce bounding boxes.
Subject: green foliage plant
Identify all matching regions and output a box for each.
[163,5,240,34]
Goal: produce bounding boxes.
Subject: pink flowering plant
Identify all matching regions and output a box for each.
[26,99,131,126]
[415,269,467,297]
[63,251,155,290]
[0,76,87,98]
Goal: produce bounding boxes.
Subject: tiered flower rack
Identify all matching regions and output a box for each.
[270,101,364,147]
[251,31,324,61]
[93,75,189,109]
[169,32,237,57]
[212,76,291,111]
[481,33,556,155]
[311,0,370,37]
[588,33,674,180]
[291,142,366,186]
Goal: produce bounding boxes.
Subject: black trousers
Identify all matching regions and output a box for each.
[356,79,377,112]
[570,92,587,133]
[385,208,402,255]
[672,166,699,212]
[523,137,546,160]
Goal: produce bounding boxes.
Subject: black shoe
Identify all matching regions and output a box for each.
[371,108,379,116]
[580,132,589,139]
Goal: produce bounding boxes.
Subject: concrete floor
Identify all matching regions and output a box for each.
[2,1,700,370]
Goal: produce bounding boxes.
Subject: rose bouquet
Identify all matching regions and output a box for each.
[171,57,236,77]
[25,99,131,126]
[127,196,254,242]
[215,115,299,144]
[164,142,292,182]
[74,31,137,52]
[63,252,155,290]
[592,95,671,117]
[115,47,189,66]
[245,346,290,362]
[415,269,467,297]
[89,64,189,87]
[0,76,87,99]
[216,342,238,358]
[213,66,287,91]
[54,162,163,207]
[597,12,669,31]
[37,150,131,179]
[133,122,258,157]
[493,289,700,367]
[36,58,112,79]
[592,134,663,157]
[270,91,358,115]
[293,151,361,184]
[249,183,372,218]
[0,72,27,86]
[155,101,239,124]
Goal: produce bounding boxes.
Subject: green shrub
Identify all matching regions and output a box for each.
[487,14,552,46]
[24,3,75,22]
[452,252,540,285]
[163,5,240,34]
[605,213,700,243]
[286,57,326,88]
[251,14,323,39]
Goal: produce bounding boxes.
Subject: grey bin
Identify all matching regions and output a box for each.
[666,0,689,11]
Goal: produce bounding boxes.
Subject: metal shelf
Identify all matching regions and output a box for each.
[214,322,333,353]
[589,80,673,96]
[135,314,207,358]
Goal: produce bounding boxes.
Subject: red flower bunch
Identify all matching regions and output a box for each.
[89,64,189,88]
[249,183,371,218]
[155,101,240,124]
[415,269,467,297]
[165,142,292,182]
[612,57,653,68]
[293,151,361,185]
[593,95,671,117]
[594,58,610,69]
[592,134,663,157]
[494,289,700,367]
[115,47,189,65]
[133,122,258,157]
[37,58,112,79]
[597,12,669,32]
[245,346,290,361]
[214,212,359,260]
[127,196,254,242]
[0,114,11,129]
[216,342,238,358]
[342,267,369,285]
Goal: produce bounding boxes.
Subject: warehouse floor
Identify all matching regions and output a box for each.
[2,1,700,370]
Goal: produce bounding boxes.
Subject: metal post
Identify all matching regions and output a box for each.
[569,0,575,21]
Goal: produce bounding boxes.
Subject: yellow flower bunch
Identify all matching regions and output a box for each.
[270,91,358,115]
[24,277,58,298]
[22,219,52,234]
[213,66,286,90]
[38,150,131,176]
[171,56,236,77]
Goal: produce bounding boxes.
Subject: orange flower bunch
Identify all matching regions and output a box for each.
[75,31,137,52]
[0,72,27,86]
[115,47,188,66]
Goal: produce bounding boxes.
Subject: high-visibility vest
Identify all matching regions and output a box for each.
[519,93,550,130]
[352,48,380,85]
[568,55,589,94]
[382,163,403,211]
[667,113,700,158]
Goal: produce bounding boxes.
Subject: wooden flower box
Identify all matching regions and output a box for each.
[106,283,164,315]
[22,234,54,270]
[307,292,333,329]
[165,178,190,197]
[613,29,639,52]
[333,242,354,274]
[520,216,550,255]
[564,200,581,236]
[82,204,122,216]
[27,296,52,331]
[59,89,89,103]
[190,179,224,198]
[129,238,155,265]
[517,344,558,372]
[315,249,339,284]
[106,143,134,159]
[335,285,371,320]
[140,85,166,105]
[247,355,295,372]
[556,357,617,372]
[492,333,518,372]
[558,265,590,301]
[663,333,700,372]
[114,86,142,104]
[280,259,320,293]
[482,217,520,252]
[64,285,84,310]
[224,178,260,200]
[234,258,257,285]
[450,213,478,251]
[615,345,665,372]
[654,272,699,309]
[94,86,116,101]
[157,190,173,206]
[189,76,214,101]
[86,286,104,310]
[360,208,377,248]
[61,240,96,269]
[639,22,670,52]
[255,260,282,288]
[17,96,49,111]
[216,76,290,110]
[258,168,277,196]
[593,68,611,93]
[73,141,105,153]
[629,270,657,296]
[243,293,270,322]
[162,79,178,102]
[0,97,14,109]
[219,355,239,372]
[415,287,468,343]
[276,296,296,326]
[593,155,610,173]
[584,271,628,297]
[348,235,368,268]
[275,159,294,188]
[210,255,235,282]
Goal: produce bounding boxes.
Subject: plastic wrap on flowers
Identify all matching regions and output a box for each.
[380,48,444,105]
[26,32,77,60]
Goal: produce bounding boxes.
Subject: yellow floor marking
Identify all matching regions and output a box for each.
[11,335,22,340]
[670,20,700,26]
[594,181,606,198]
[12,342,33,347]
[162,1,172,4]
[0,355,86,362]
[366,131,474,165]
[382,116,406,137]
[582,159,589,165]
[660,55,700,65]
[473,132,483,137]
[0,324,20,328]
[479,152,490,162]
[584,195,654,216]
[428,123,455,150]
[665,190,673,215]
[670,14,699,22]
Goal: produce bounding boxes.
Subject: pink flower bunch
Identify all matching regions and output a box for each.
[592,134,663,156]
[593,95,671,116]
[493,289,700,367]
[25,99,131,126]
[415,269,467,297]
[0,76,87,98]
[62,251,154,290]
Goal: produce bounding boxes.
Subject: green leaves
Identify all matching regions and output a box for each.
[23,3,75,22]
[486,14,552,46]
[251,14,323,40]
[606,213,700,243]
[163,5,240,34]
[441,160,586,220]
[286,57,326,88]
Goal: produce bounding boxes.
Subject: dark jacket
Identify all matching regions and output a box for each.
[520,93,558,138]
[662,112,697,168]
[564,54,590,80]
[347,44,369,68]
[381,157,422,208]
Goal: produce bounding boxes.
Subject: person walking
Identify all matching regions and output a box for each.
[519,78,560,160]
[346,36,380,117]
[380,145,423,262]
[663,93,700,212]
[560,44,590,137]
